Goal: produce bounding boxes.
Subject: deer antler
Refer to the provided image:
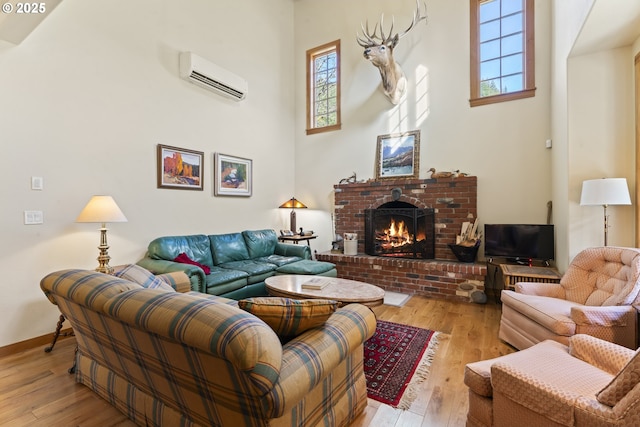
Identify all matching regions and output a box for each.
[356,1,427,48]
[356,20,381,48]
[397,0,428,41]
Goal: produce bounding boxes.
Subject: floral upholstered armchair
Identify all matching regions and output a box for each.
[500,246,640,350]
[465,334,640,427]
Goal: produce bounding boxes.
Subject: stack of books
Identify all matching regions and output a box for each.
[301,278,332,290]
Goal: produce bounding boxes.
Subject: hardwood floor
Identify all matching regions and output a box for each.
[0,296,513,426]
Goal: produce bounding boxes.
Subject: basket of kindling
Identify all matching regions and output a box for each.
[448,218,482,263]
[448,240,481,263]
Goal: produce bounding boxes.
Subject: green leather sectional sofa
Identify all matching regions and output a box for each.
[137,229,336,299]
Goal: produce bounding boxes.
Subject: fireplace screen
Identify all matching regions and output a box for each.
[364,202,435,258]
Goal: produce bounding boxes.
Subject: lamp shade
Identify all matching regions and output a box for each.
[580,178,631,206]
[76,195,128,223]
[279,197,307,209]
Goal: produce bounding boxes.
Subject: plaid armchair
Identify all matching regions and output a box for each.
[500,246,640,350]
[465,334,640,427]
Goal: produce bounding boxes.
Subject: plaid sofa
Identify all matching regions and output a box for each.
[41,269,377,427]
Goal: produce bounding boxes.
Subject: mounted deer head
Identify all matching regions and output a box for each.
[357,1,427,105]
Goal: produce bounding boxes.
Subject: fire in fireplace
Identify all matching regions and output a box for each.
[364,201,435,258]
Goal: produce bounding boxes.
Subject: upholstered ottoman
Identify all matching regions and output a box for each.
[275,259,337,277]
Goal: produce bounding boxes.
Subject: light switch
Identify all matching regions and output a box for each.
[31,176,43,190]
[24,210,44,225]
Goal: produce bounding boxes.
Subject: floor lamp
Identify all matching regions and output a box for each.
[580,178,631,246]
[76,195,128,274]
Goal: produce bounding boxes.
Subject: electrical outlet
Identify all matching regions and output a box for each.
[24,210,43,224]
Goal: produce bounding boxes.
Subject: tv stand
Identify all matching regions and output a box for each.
[507,257,532,266]
[487,257,552,268]
[485,260,561,302]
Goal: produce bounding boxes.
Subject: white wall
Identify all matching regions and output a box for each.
[550,0,594,270]
[534,0,639,270]
[293,0,553,254]
[567,47,635,253]
[0,0,295,347]
[555,0,640,264]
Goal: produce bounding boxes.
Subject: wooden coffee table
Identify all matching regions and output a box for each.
[265,275,385,307]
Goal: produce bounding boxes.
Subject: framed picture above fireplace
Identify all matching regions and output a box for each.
[375,130,420,179]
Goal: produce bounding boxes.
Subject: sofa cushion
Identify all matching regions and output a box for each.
[596,348,640,406]
[276,260,336,275]
[561,247,640,306]
[219,260,276,284]
[500,290,579,336]
[209,233,250,265]
[238,297,338,339]
[204,266,249,285]
[114,264,175,292]
[147,235,214,267]
[465,340,570,398]
[204,266,249,295]
[243,229,278,259]
[491,342,613,426]
[255,254,303,267]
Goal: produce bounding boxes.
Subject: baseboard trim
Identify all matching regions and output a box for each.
[0,328,73,358]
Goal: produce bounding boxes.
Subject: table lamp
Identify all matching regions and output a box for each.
[580,178,631,246]
[279,197,307,233]
[76,195,128,274]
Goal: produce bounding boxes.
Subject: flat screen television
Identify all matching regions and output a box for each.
[484,224,555,263]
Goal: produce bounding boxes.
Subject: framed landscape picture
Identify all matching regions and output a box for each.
[375,130,420,179]
[214,153,252,197]
[157,144,204,190]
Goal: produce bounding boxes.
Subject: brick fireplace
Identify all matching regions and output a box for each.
[316,176,486,301]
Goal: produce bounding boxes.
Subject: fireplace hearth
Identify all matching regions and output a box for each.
[364,201,434,259]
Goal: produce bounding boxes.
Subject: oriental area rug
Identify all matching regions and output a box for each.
[363,320,442,409]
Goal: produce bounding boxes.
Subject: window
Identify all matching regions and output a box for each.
[306,40,341,135]
[470,0,535,107]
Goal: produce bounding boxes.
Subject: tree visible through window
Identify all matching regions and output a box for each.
[470,0,535,107]
[306,40,341,135]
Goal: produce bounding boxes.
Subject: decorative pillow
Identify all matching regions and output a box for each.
[596,348,640,406]
[238,297,338,338]
[114,264,175,292]
[173,252,211,274]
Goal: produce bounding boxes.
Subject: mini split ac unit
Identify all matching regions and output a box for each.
[179,52,248,101]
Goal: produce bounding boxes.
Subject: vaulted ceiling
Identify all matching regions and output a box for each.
[571,0,640,56]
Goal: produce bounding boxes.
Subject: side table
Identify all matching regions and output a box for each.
[277,234,317,246]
